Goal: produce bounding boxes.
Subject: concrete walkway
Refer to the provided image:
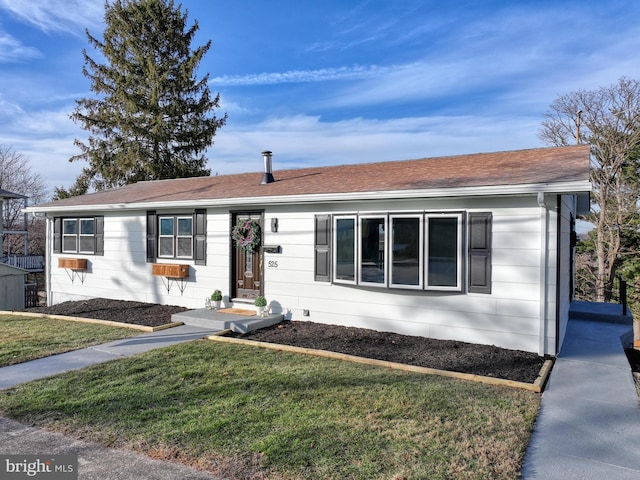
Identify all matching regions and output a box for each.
[0,324,222,390]
[522,307,640,479]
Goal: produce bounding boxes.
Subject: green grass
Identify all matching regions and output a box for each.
[0,340,540,479]
[0,314,140,367]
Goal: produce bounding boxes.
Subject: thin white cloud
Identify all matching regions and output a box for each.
[0,94,24,117]
[0,102,85,191]
[210,64,396,86]
[320,4,640,113]
[0,0,102,34]
[13,109,76,135]
[0,129,83,193]
[212,3,640,113]
[0,31,41,61]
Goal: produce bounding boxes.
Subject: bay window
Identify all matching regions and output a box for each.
[327,211,470,292]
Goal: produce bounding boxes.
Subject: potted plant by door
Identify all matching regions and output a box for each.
[210,290,223,310]
[254,295,268,316]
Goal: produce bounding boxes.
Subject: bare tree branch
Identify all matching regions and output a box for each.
[539,77,640,301]
[0,144,49,256]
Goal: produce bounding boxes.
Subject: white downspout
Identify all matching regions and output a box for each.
[46,215,52,306]
[537,192,548,356]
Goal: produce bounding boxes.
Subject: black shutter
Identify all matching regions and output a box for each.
[94,216,104,256]
[194,209,207,265]
[53,217,61,253]
[146,211,156,263]
[468,212,492,294]
[314,214,331,282]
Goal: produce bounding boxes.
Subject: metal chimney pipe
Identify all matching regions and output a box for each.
[260,150,275,184]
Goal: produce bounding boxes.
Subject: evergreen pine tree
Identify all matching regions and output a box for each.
[65,0,226,194]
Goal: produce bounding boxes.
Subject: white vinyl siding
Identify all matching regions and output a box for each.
[48,194,571,355]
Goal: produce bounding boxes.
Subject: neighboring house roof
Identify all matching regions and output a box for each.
[29,145,591,213]
[0,188,26,200]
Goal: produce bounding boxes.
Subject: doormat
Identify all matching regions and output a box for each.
[217,308,256,316]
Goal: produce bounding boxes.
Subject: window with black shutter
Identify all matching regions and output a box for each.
[146,210,206,264]
[319,210,492,295]
[53,216,103,256]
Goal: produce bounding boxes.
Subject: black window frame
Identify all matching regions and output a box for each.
[317,211,491,294]
[146,210,206,265]
[53,216,104,256]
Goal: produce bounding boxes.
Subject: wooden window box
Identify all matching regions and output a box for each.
[152,263,189,278]
[58,258,87,270]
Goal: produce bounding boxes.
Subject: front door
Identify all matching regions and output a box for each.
[232,212,263,299]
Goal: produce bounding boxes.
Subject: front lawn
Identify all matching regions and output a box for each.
[0,314,139,367]
[0,340,540,479]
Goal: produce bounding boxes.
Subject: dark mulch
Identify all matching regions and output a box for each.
[24,298,547,383]
[24,298,188,328]
[238,321,547,383]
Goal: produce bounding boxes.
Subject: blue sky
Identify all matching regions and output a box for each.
[1,0,639,195]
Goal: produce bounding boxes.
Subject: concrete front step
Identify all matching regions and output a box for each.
[172,308,283,334]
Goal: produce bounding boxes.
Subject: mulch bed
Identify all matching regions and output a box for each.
[24,298,188,328]
[24,298,547,383]
[237,321,547,383]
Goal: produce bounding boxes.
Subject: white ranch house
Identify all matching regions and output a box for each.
[28,145,591,356]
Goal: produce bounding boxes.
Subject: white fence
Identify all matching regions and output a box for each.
[0,255,44,271]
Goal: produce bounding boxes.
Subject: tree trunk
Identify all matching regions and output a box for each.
[596,225,607,302]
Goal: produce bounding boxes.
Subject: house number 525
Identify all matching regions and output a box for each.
[267,260,278,268]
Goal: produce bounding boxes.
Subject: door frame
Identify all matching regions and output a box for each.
[230,210,264,299]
